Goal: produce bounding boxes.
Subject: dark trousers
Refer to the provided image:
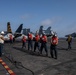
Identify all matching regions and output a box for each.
[40,42,48,55]
[34,42,40,52]
[28,40,33,50]
[10,39,13,44]
[0,43,4,56]
[22,42,26,48]
[50,44,57,58]
[68,42,72,49]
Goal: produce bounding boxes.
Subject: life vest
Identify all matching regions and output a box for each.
[51,37,58,45]
[35,34,40,42]
[22,36,26,42]
[42,35,47,42]
[28,34,33,40]
[67,36,72,42]
[0,35,4,44]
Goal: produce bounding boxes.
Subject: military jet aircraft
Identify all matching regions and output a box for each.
[39,25,54,37]
[3,22,23,42]
[65,32,76,38]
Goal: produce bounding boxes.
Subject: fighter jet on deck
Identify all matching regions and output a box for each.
[65,32,76,38]
[39,25,54,37]
[3,22,23,42]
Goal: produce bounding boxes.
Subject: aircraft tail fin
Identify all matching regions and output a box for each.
[15,24,23,33]
[39,25,43,35]
[23,28,30,35]
[7,22,12,33]
[45,26,51,33]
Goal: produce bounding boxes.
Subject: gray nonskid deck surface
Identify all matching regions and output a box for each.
[1,38,76,75]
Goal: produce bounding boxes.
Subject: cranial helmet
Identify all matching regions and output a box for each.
[1,31,4,34]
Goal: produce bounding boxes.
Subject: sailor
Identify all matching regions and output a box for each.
[0,31,5,57]
[22,35,26,48]
[66,35,72,50]
[28,32,33,50]
[9,34,13,44]
[34,33,40,52]
[40,33,48,56]
[50,34,58,59]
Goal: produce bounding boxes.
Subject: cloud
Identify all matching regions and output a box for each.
[41,19,53,26]
[41,17,61,26]
[20,14,33,20]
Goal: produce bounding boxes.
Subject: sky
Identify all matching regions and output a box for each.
[0,0,76,37]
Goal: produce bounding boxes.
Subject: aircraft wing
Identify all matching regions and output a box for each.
[15,34,28,42]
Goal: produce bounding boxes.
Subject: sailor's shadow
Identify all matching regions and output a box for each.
[13,47,51,58]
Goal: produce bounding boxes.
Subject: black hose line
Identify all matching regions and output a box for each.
[3,49,35,75]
